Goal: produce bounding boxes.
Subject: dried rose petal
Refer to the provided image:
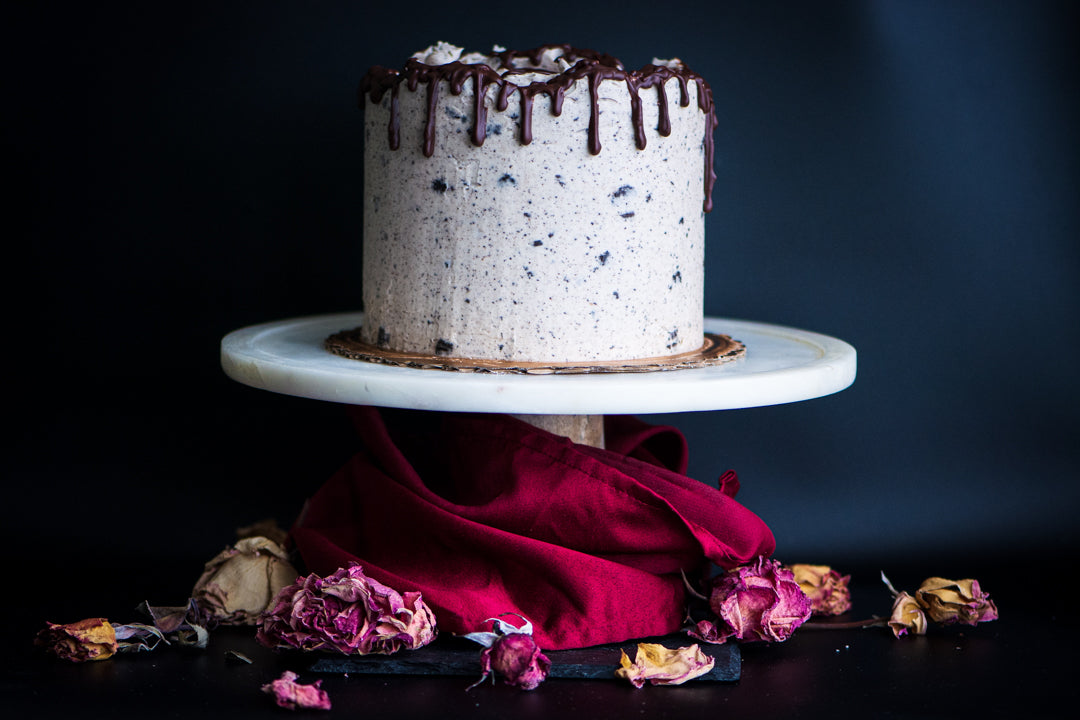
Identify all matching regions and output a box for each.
[192,536,299,626]
[134,599,209,648]
[789,564,852,616]
[261,670,331,711]
[888,591,928,638]
[916,577,998,625]
[257,564,437,655]
[112,622,169,653]
[35,618,117,662]
[709,556,812,642]
[615,643,714,688]
[686,618,731,644]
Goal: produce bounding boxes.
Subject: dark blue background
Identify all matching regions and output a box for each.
[6,1,1077,568]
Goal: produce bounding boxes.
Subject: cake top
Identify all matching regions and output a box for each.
[359,43,718,212]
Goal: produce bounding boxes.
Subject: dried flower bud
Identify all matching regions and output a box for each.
[485,632,550,690]
[916,577,998,626]
[615,643,714,688]
[257,564,437,655]
[888,591,928,638]
[192,536,299,626]
[465,615,550,691]
[261,670,331,711]
[708,556,812,643]
[35,618,117,662]
[789,564,852,616]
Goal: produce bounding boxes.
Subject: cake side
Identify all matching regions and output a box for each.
[360,44,714,363]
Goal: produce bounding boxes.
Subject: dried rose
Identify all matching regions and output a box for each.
[708,556,812,642]
[789,564,852,616]
[257,564,437,655]
[261,670,331,711]
[888,591,928,638]
[35,618,117,662]
[464,615,550,691]
[192,536,298,626]
[615,643,714,688]
[916,577,998,626]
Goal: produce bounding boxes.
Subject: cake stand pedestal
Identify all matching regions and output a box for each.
[221,312,856,428]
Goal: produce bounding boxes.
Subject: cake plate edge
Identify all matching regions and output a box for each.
[219,312,856,414]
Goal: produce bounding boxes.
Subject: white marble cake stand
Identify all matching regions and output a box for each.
[220,313,856,416]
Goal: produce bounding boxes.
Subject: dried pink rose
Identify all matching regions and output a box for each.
[256,564,437,655]
[484,632,550,691]
[707,556,813,643]
[888,591,928,638]
[192,536,299,626]
[789,564,852,616]
[916,577,998,626]
[261,670,331,711]
[35,618,117,662]
[615,643,715,688]
[464,615,550,691]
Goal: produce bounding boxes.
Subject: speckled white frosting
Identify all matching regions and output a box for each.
[361,44,708,363]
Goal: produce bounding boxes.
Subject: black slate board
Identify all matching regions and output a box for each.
[307,634,739,682]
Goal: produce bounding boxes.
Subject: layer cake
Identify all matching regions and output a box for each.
[355,43,718,365]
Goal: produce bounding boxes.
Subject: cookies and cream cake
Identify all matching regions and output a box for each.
[349,43,720,365]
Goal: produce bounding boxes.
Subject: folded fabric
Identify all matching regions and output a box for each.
[290,406,775,650]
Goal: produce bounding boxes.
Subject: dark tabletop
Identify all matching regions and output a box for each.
[5,544,1074,719]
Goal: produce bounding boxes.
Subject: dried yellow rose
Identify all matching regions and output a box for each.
[888,591,928,638]
[789,563,852,616]
[35,618,118,662]
[916,577,998,626]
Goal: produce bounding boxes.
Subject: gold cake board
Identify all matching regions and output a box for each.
[324,328,745,375]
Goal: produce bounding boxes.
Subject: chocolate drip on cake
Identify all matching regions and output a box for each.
[359,45,717,213]
[359,43,710,364]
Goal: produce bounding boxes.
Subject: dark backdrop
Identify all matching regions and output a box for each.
[5,1,1078,576]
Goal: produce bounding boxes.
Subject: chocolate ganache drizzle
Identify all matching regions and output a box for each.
[359,45,718,213]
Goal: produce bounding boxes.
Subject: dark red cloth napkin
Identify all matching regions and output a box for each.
[290,406,775,650]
